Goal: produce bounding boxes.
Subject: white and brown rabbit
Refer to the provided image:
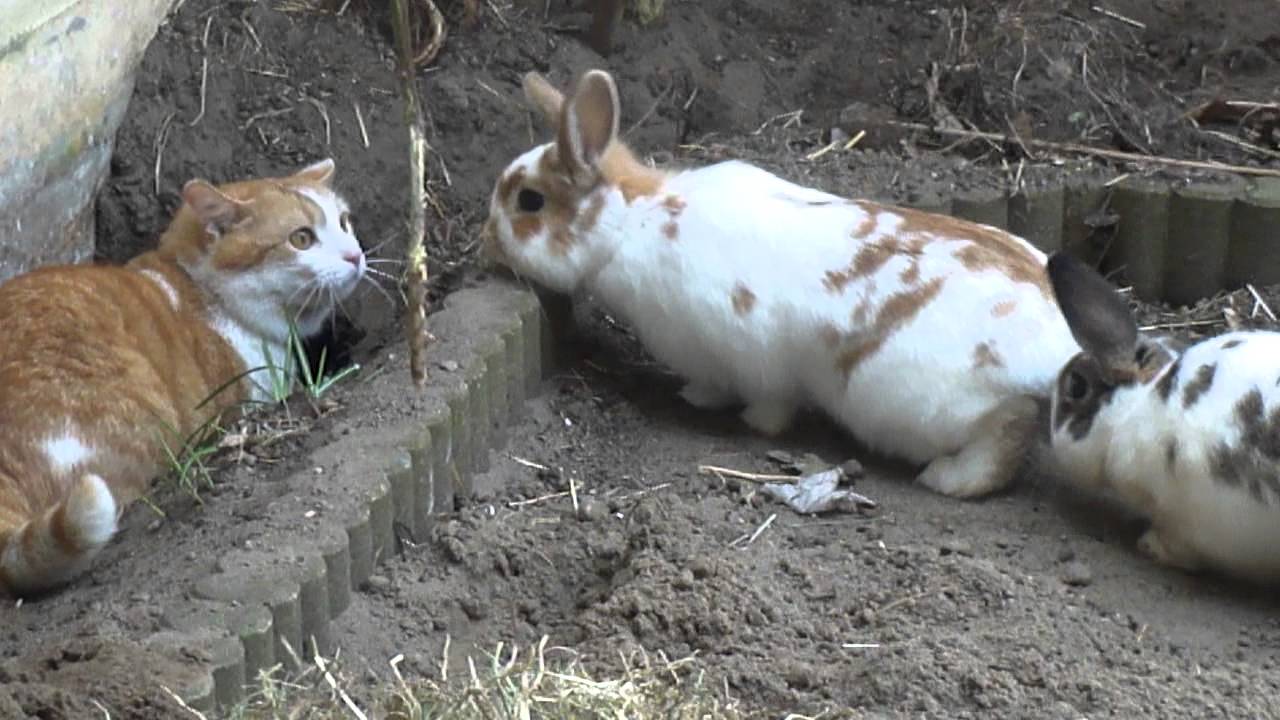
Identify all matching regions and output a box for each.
[483,68,1081,500]
[1046,251,1280,585]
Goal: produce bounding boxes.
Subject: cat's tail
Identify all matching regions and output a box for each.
[0,474,118,596]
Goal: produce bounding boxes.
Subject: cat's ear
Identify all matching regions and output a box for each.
[293,158,335,187]
[182,180,251,235]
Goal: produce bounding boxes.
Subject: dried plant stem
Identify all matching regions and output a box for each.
[589,0,624,56]
[697,464,798,484]
[884,120,1280,178]
[391,0,437,387]
[412,0,447,67]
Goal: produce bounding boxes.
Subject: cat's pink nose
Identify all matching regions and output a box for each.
[342,250,363,267]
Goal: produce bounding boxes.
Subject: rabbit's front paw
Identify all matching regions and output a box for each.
[679,381,738,411]
[741,400,796,436]
[1137,526,1203,573]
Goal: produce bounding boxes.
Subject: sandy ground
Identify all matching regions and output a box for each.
[2,0,1279,716]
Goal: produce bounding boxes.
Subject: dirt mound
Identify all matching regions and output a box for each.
[0,636,205,719]
[328,310,1280,716]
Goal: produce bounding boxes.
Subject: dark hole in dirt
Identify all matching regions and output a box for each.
[301,313,365,380]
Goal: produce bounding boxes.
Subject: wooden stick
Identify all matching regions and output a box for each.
[697,464,798,484]
[883,120,1280,178]
[391,0,437,387]
[589,0,624,56]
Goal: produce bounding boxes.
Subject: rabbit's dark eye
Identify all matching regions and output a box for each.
[1135,345,1149,365]
[1065,369,1090,401]
[517,189,545,213]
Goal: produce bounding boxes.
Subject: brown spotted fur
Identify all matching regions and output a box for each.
[835,277,947,376]
[731,283,757,315]
[491,72,667,260]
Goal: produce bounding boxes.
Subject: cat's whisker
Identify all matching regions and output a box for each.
[327,286,353,327]
[366,258,406,267]
[363,234,398,257]
[359,275,401,309]
[365,267,399,282]
[291,282,324,325]
[287,276,322,304]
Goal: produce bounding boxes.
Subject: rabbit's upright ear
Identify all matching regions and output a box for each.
[523,72,564,128]
[1047,251,1140,383]
[558,69,620,182]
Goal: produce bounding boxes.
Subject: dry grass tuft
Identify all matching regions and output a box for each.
[1126,282,1280,342]
[225,636,744,720]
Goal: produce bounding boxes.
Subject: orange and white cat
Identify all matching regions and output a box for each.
[0,158,365,597]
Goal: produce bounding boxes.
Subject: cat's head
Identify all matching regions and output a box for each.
[167,158,366,340]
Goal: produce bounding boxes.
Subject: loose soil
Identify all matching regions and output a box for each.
[3,0,1279,717]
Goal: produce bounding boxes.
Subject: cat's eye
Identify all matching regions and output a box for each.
[340,211,353,233]
[517,189,545,213]
[289,227,317,250]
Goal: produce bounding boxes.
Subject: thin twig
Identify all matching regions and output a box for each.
[698,464,799,484]
[877,585,953,616]
[304,96,332,146]
[188,16,213,126]
[160,686,208,719]
[804,138,841,161]
[241,107,293,129]
[153,111,176,196]
[1139,318,1225,331]
[509,455,550,471]
[1201,129,1280,161]
[752,109,803,136]
[885,120,1280,178]
[737,509,773,543]
[353,101,370,148]
[1246,284,1278,323]
[484,0,510,29]
[625,82,673,137]
[314,650,368,719]
[441,634,451,682]
[507,491,571,508]
[1090,5,1146,29]
[616,482,673,502]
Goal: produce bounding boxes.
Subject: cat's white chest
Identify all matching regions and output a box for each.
[208,311,290,402]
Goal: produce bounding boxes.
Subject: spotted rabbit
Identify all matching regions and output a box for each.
[484,68,1080,500]
[1046,251,1280,585]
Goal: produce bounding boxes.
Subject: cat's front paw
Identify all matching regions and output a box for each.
[679,381,737,410]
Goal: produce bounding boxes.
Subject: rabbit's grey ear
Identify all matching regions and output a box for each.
[1047,251,1140,383]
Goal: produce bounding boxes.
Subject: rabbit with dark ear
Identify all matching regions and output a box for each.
[485,68,1084,501]
[1046,251,1280,585]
